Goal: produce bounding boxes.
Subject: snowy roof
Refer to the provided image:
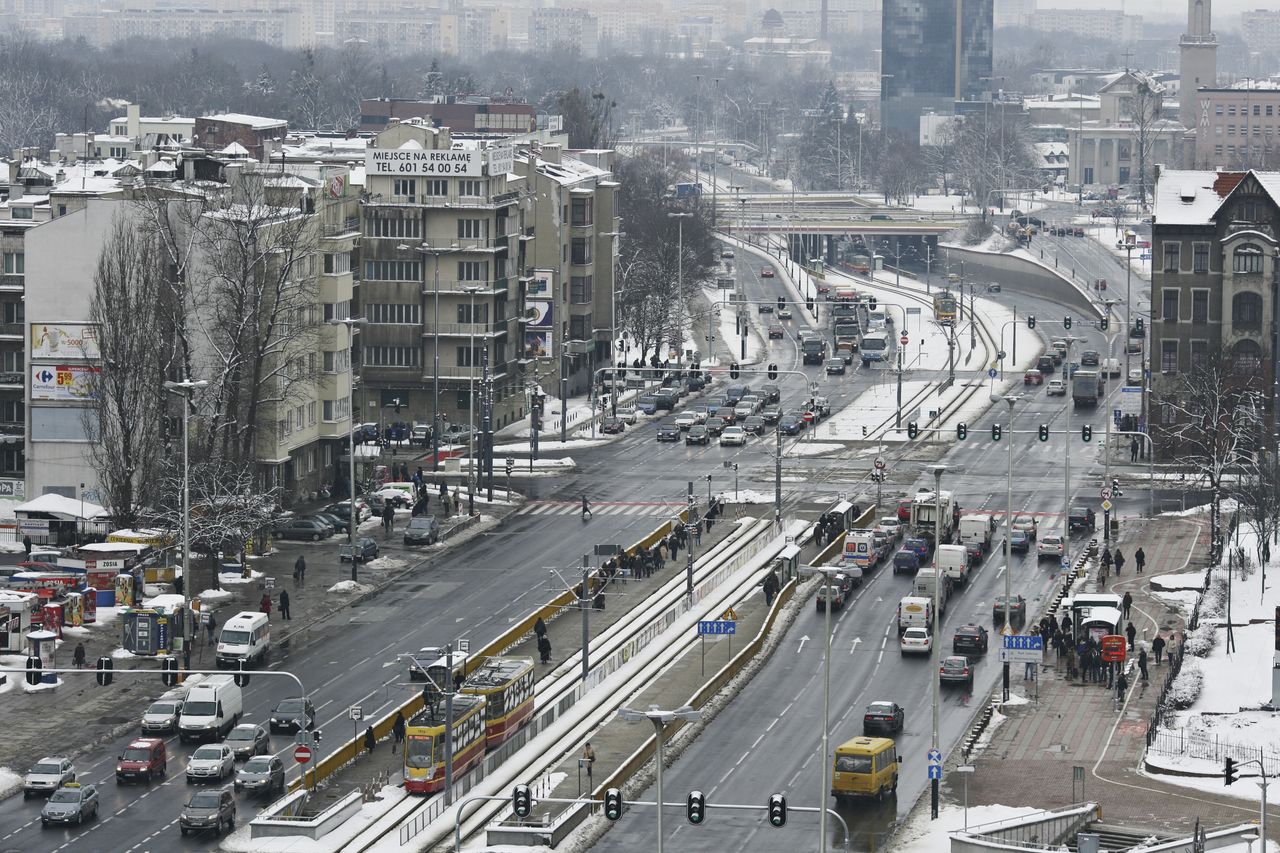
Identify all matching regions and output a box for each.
[531,153,612,187]
[15,494,108,521]
[145,160,177,172]
[112,114,194,125]
[202,113,287,130]
[1148,169,1280,226]
[218,141,250,156]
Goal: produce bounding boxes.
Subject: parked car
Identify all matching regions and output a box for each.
[222,724,270,761]
[24,757,75,798]
[326,500,372,523]
[685,425,710,446]
[410,424,432,446]
[601,416,626,435]
[720,426,748,446]
[274,518,331,541]
[993,595,1027,628]
[186,745,235,783]
[235,755,286,797]
[953,624,990,655]
[311,511,350,535]
[862,701,905,736]
[986,281,1001,292]
[403,516,440,546]
[721,249,736,259]
[939,655,975,687]
[179,787,236,836]
[41,783,98,827]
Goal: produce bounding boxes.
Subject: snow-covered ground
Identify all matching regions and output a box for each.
[222,786,408,853]
[821,380,930,442]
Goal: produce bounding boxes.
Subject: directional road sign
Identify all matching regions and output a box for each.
[998,634,1044,664]
[927,748,942,764]
[698,620,736,636]
[294,745,313,764]
[988,368,998,378]
[928,765,943,780]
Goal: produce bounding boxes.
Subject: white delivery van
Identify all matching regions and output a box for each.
[216,611,271,668]
[843,530,877,570]
[897,596,934,634]
[912,567,950,612]
[958,514,994,552]
[935,544,970,587]
[178,674,243,742]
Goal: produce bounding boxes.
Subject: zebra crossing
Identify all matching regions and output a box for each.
[517,501,687,518]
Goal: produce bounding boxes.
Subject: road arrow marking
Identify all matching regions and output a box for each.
[850,637,862,654]
[797,636,810,653]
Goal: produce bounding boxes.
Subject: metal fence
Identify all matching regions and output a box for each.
[1148,727,1280,778]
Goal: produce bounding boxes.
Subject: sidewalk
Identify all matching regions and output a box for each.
[950,514,1280,835]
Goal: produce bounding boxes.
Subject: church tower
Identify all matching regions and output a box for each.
[1179,0,1217,135]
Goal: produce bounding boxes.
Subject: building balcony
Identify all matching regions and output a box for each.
[421,279,512,295]
[0,324,21,340]
[364,193,519,210]
[0,421,22,436]
[322,216,361,237]
[425,322,509,337]
[0,372,22,389]
[0,275,23,292]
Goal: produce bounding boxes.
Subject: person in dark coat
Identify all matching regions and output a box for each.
[364,726,377,753]
[1116,670,1129,700]
[1152,634,1167,665]
[538,634,552,664]
[1134,547,1146,574]
[1113,548,1126,575]
[21,534,31,558]
[392,712,406,753]
[260,593,272,619]
[294,555,306,582]
[534,617,547,640]
[279,589,291,621]
[1125,621,1137,650]
[1138,648,1149,681]
[1122,591,1133,619]
[73,642,86,668]
[383,503,395,533]
[206,612,217,643]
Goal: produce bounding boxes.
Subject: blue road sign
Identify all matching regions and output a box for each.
[987,368,998,378]
[928,765,943,780]
[697,620,736,636]
[1002,635,1044,652]
[1060,557,1070,570]
[927,748,942,764]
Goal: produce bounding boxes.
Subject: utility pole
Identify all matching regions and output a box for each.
[1002,396,1017,701]
[686,480,696,602]
[581,555,591,682]
[774,426,783,527]
[930,465,946,820]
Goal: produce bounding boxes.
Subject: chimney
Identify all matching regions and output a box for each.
[127,103,141,146]
[541,143,562,164]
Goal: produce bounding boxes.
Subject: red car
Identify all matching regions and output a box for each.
[1023,369,1043,385]
[761,267,775,278]
[816,283,831,294]
[897,499,912,522]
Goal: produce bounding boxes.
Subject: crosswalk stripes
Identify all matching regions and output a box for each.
[517,501,685,518]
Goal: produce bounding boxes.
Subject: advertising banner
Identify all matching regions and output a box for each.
[524,300,553,360]
[30,324,100,360]
[31,364,99,401]
[487,146,515,176]
[365,147,481,177]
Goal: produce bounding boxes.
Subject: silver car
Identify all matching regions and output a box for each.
[40,783,97,827]
[235,755,286,797]
[23,757,75,798]
[186,744,235,783]
[222,724,270,761]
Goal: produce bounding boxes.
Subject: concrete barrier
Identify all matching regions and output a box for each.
[250,789,364,840]
[939,244,1103,320]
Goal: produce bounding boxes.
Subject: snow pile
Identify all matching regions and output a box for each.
[892,803,1043,853]
[0,540,26,554]
[196,587,234,602]
[1183,623,1217,658]
[719,490,774,505]
[327,580,373,595]
[218,570,263,585]
[111,647,137,659]
[363,557,406,571]
[1167,657,1204,710]
[23,677,62,694]
[221,784,407,853]
[0,767,22,798]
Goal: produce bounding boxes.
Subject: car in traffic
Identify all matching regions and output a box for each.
[601,416,626,434]
[778,415,804,435]
[1080,350,1100,367]
[180,787,236,836]
[903,536,931,561]
[637,395,658,415]
[861,701,905,736]
[339,536,380,562]
[186,744,235,783]
[816,573,857,611]
[760,384,781,403]
[1011,515,1038,539]
[952,624,989,655]
[761,267,775,278]
[273,517,331,541]
[656,421,681,442]
[758,303,774,314]
[939,655,974,687]
[721,248,735,259]
[23,757,75,798]
[741,416,766,435]
[1127,368,1144,386]
[1046,378,1066,396]
[235,754,286,797]
[877,516,904,542]
[222,724,270,761]
[964,540,984,566]
[116,738,167,783]
[720,426,748,446]
[1023,369,1042,385]
[675,411,699,430]
[986,281,1001,292]
[1009,529,1031,554]
[704,417,728,436]
[760,404,782,423]
[993,595,1027,628]
[40,782,98,827]
[892,548,921,575]
[270,697,316,733]
[1037,535,1065,561]
[685,424,710,445]
[900,626,933,655]
[825,358,846,375]
[410,424,432,446]
[778,307,793,319]
[768,323,785,339]
[141,691,186,734]
[403,516,440,546]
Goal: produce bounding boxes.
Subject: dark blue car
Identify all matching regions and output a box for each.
[892,549,920,575]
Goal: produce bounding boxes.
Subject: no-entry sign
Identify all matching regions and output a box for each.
[294,745,313,764]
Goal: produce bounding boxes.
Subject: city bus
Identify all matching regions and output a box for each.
[403,693,486,794]
[461,656,536,750]
[933,291,957,325]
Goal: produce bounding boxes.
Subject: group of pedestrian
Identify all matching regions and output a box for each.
[1099,546,1147,577]
[813,510,853,548]
[535,617,553,664]
[259,589,292,620]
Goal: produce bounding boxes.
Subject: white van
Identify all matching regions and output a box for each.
[958,514,994,552]
[897,596,934,633]
[912,567,950,612]
[178,674,243,742]
[216,611,271,668]
[935,544,970,586]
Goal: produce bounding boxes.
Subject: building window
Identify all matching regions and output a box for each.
[570,238,592,265]
[1233,243,1264,273]
[3,302,24,324]
[571,196,593,226]
[1161,340,1178,373]
[2,253,22,275]
[1163,243,1180,272]
[1161,289,1179,321]
[364,260,421,281]
[367,303,421,324]
[570,275,593,304]
[393,178,416,197]
[365,346,421,367]
[1233,339,1263,375]
[2,350,22,372]
[1215,104,1223,116]
[1192,243,1209,273]
[10,207,30,220]
[1215,145,1223,156]
[569,314,591,341]
[1255,104,1262,116]
[457,303,488,323]
[323,300,351,321]
[367,217,420,239]
[458,261,487,281]
[323,252,352,274]
[1189,340,1208,370]
[458,179,483,197]
[1191,290,1209,323]
[1228,124,1236,136]
[1232,291,1263,328]
[455,345,482,367]
[458,219,486,239]
[1242,202,1258,221]
[322,349,349,372]
[1268,106,1275,117]
[425,179,448,196]
[1229,105,1237,116]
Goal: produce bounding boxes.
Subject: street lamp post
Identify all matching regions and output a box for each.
[463,285,482,503]
[328,317,366,580]
[930,464,946,820]
[1000,395,1017,701]
[163,378,209,598]
[799,564,844,853]
[1062,337,1079,571]
[1124,243,1134,381]
[618,705,701,853]
[669,213,692,363]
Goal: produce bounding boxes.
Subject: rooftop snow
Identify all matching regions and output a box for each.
[202,113,287,130]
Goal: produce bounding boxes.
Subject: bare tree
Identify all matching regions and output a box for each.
[1128,77,1164,213]
[81,215,178,527]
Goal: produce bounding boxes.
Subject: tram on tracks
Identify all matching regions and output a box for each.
[933,290,957,325]
[461,656,536,750]
[403,693,486,794]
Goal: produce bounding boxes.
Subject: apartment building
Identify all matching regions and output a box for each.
[359,97,538,136]
[1241,8,1280,62]
[530,7,598,58]
[1030,8,1142,42]
[1191,84,1280,170]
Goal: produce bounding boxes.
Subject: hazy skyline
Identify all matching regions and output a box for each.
[1029,0,1269,26]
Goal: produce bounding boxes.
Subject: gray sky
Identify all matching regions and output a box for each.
[1039,0,1260,27]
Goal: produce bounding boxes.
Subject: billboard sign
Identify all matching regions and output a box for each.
[365,147,481,177]
[30,323,100,360]
[524,300,553,360]
[31,364,99,401]
[487,146,515,176]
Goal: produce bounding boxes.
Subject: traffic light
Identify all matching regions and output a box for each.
[505,457,514,476]
[162,657,178,687]
[1099,315,1110,331]
[767,363,778,381]
[992,423,1002,441]
[730,363,741,379]
[1063,315,1073,330]
[1039,423,1050,442]
[806,298,815,312]
[768,794,787,827]
[907,421,919,439]
[1027,314,1036,329]
[1081,424,1093,442]
[313,729,323,744]
[1135,317,1144,334]
[513,784,532,818]
[96,656,113,687]
[1225,757,1238,786]
[957,422,968,441]
[777,296,785,309]
[25,655,41,686]
[687,791,706,824]
[233,660,250,687]
[604,788,623,820]
[868,296,877,311]
[531,401,543,431]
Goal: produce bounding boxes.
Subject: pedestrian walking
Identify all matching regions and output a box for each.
[1152,634,1166,665]
[393,712,406,753]
[1100,548,1112,570]
[1130,437,1139,462]
[1114,548,1126,575]
[21,534,31,558]
[582,743,595,779]
[364,726,377,754]
[534,617,547,641]
[260,593,272,619]
[279,589,291,621]
[453,486,460,514]
[73,642,86,668]
[538,634,552,664]
[693,523,702,547]
[1116,670,1129,701]
[1138,649,1149,682]
[383,503,395,534]
[1024,658,1036,680]
[294,555,306,583]
[1122,591,1133,620]
[1135,547,1146,574]
[1125,621,1137,650]
[206,612,217,643]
